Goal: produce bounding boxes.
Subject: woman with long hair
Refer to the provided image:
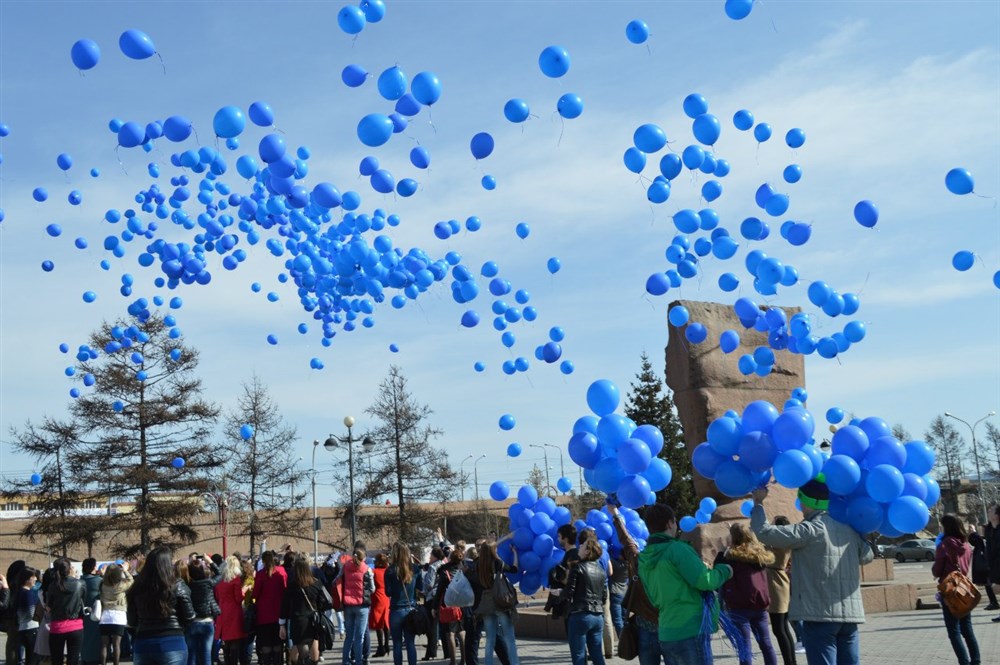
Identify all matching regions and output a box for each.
[339,547,375,665]
[98,563,134,665]
[14,567,39,665]
[5,561,26,665]
[715,522,778,665]
[469,539,519,665]
[280,554,332,665]
[933,514,981,665]
[384,543,418,665]
[765,517,796,665]
[368,553,390,658]
[431,551,465,665]
[252,551,287,665]
[215,556,248,665]
[565,538,607,665]
[44,557,84,665]
[185,558,220,665]
[125,546,196,665]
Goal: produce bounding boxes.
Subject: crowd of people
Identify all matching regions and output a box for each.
[0,487,997,665]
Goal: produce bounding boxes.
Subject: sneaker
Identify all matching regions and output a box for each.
[991,615,1000,623]
[986,603,1000,611]
[794,642,806,654]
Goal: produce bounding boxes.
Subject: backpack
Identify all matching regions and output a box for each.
[938,570,981,619]
[444,569,474,609]
[437,570,463,624]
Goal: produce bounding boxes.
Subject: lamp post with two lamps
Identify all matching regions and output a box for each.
[323,416,376,555]
[472,454,487,502]
[944,410,996,524]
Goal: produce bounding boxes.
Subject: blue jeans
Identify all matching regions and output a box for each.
[481,612,518,665]
[636,625,662,665]
[134,636,188,665]
[609,594,625,636]
[343,606,370,665]
[942,606,980,665]
[801,622,859,665]
[389,607,417,665]
[568,613,605,665]
[185,622,215,665]
[730,609,777,665]
[659,636,712,665]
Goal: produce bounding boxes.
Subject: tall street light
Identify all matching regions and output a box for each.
[310,439,322,563]
[945,410,996,524]
[325,416,376,550]
[472,454,487,502]
[529,444,552,497]
[542,443,566,492]
[459,455,475,502]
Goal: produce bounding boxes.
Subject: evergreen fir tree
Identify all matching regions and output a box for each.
[624,352,696,517]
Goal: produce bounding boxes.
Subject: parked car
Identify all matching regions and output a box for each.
[883,539,936,562]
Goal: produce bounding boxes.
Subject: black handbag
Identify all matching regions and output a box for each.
[401,584,432,636]
[492,569,517,611]
[301,587,335,650]
[243,602,256,634]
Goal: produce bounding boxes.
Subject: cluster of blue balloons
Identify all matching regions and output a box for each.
[678,496,720,533]
[486,483,648,595]
[565,380,673,509]
[694,397,936,536]
[70,29,158,71]
[337,0,386,36]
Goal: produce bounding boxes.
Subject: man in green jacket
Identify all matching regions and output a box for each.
[638,503,733,664]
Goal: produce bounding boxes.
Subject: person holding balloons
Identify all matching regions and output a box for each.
[638,503,732,665]
[564,537,608,665]
[751,480,873,665]
[607,505,661,665]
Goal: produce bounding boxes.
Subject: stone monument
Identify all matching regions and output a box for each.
[665,299,804,560]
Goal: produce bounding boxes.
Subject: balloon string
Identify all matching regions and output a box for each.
[155,52,166,76]
[115,146,128,176]
[192,126,202,146]
[557,116,565,147]
[427,108,437,134]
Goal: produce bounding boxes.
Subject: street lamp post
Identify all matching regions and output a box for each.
[325,416,376,550]
[542,443,566,492]
[945,411,996,524]
[203,488,249,558]
[472,454,487,502]
[529,444,552,497]
[311,439,321,563]
[459,455,475,502]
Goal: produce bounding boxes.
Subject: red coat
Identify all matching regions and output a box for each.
[253,566,288,626]
[368,567,389,630]
[215,577,247,641]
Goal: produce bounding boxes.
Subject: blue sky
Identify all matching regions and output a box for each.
[0,1,998,507]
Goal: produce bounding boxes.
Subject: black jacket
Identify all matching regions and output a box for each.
[189,577,221,619]
[127,580,196,637]
[985,523,1000,584]
[565,561,607,615]
[47,578,85,622]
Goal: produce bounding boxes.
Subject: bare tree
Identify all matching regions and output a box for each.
[925,415,966,513]
[891,423,912,442]
[220,376,307,556]
[355,366,459,541]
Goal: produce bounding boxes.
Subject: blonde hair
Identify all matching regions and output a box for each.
[222,554,242,583]
[391,542,412,585]
[729,522,774,563]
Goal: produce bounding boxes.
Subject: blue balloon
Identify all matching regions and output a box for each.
[489,481,510,501]
[337,6,366,34]
[660,153,683,179]
[824,454,861,495]
[71,39,100,70]
[117,122,145,148]
[504,98,530,123]
[715,460,754,498]
[643,458,672,491]
[171,457,185,469]
[952,250,975,271]
[568,432,601,469]
[832,426,869,462]
[753,123,772,142]
[377,66,407,100]
[507,443,522,457]
[668,305,689,327]
[785,128,806,148]
[945,168,974,195]
[409,146,430,169]
[470,132,495,159]
[213,106,245,139]
[624,147,647,174]
[361,0,386,22]
[720,330,740,353]
[737,431,777,472]
[692,114,721,145]
[634,124,667,153]
[692,442,727,480]
[725,0,754,20]
[586,379,620,417]
[557,477,573,493]
[119,29,156,60]
[888,496,929,534]
[733,109,754,130]
[539,45,571,77]
[902,441,935,476]
[682,145,705,170]
[258,134,285,162]
[742,400,779,434]
[783,164,802,184]
[248,102,274,127]
[866,464,905,503]
[625,19,650,44]
[411,71,442,105]
[357,114,394,147]
[342,64,368,87]
[682,93,708,119]
[395,93,422,116]
[240,424,255,440]
[867,436,906,469]
[518,485,538,507]
[773,450,813,488]
[702,180,723,202]
[618,439,652,474]
[679,516,698,532]
[854,200,878,228]
[847,496,883,534]
[557,93,583,119]
[499,414,516,431]
[618,475,652,509]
